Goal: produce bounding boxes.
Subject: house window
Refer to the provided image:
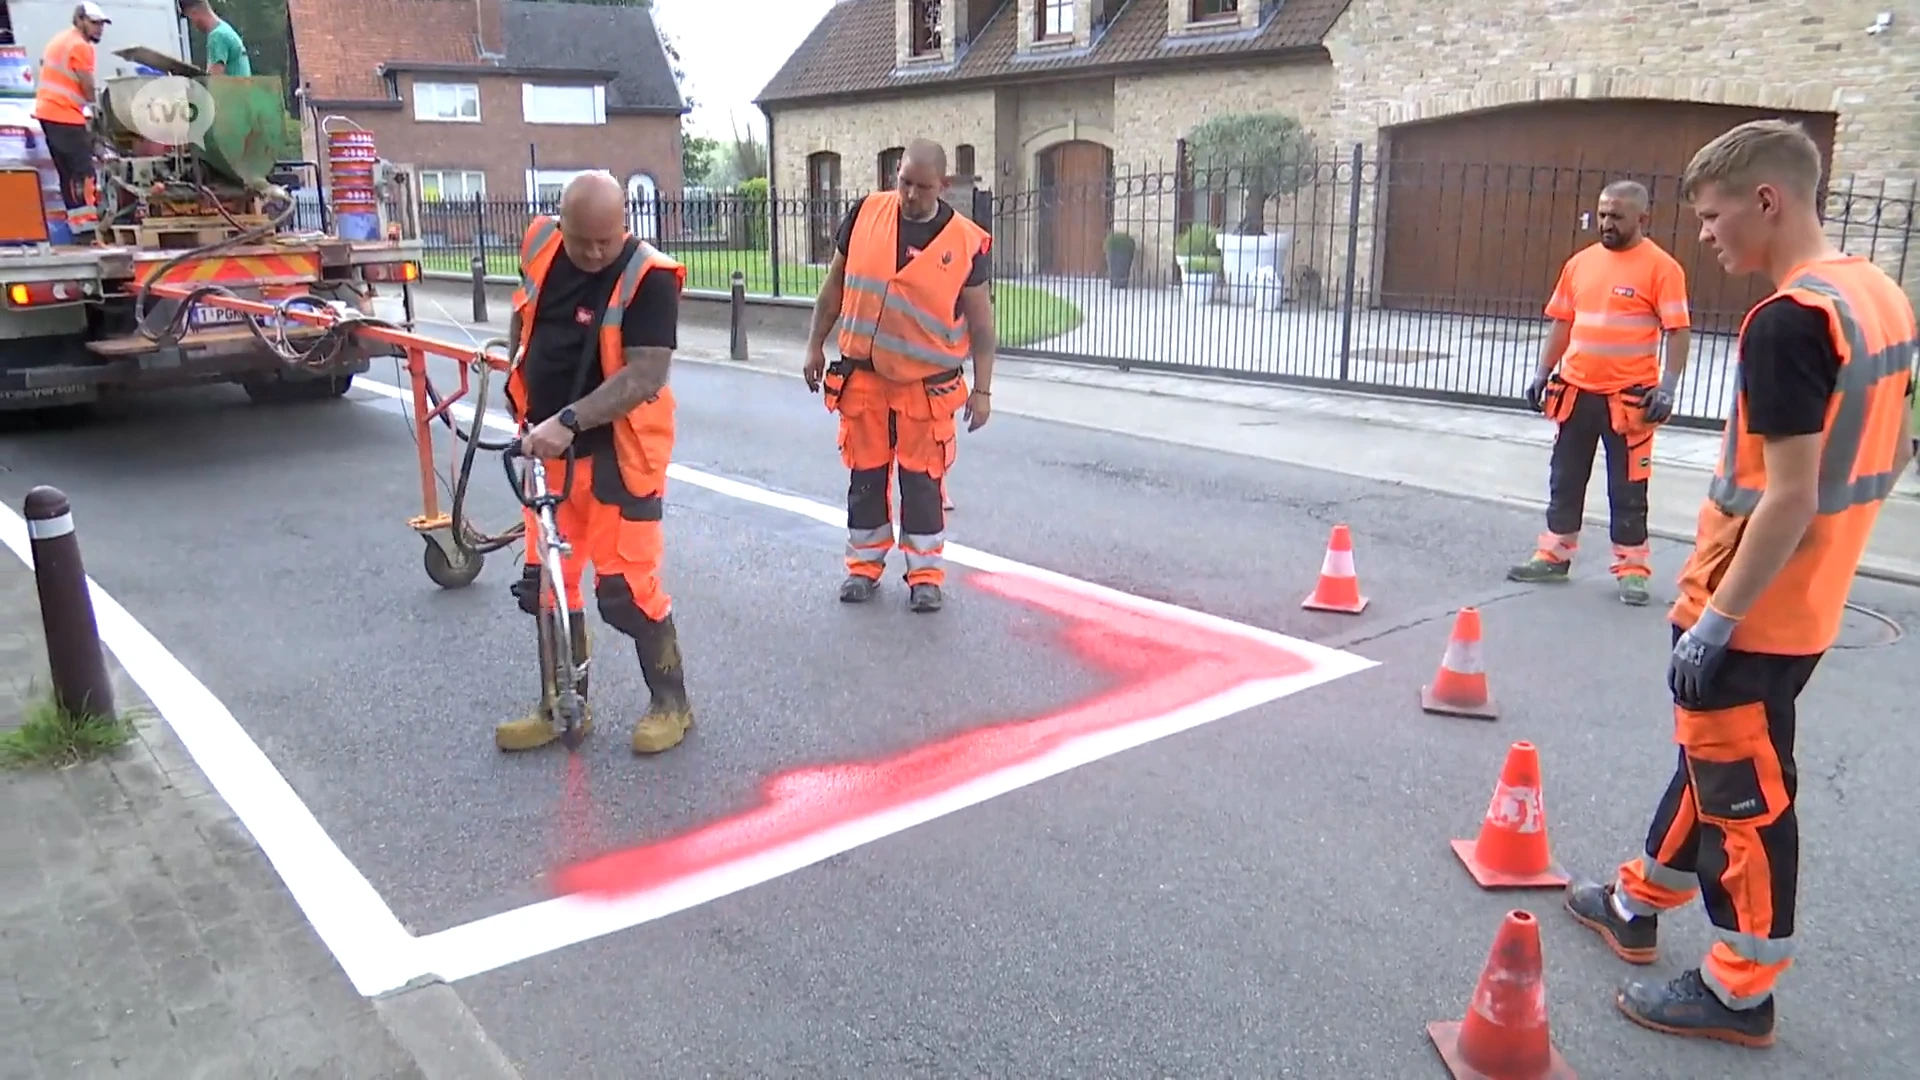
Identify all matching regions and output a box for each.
[954,144,976,180]
[1040,0,1073,38]
[527,168,595,204]
[521,84,607,126]
[1190,0,1237,20]
[877,147,905,188]
[908,0,941,57]
[419,169,486,201]
[413,82,480,122]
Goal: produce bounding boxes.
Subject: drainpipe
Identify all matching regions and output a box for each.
[764,109,781,298]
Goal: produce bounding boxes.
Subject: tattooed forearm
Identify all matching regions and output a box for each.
[570,346,671,428]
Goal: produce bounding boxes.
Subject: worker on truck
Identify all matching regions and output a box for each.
[179,0,248,76]
[34,1,108,241]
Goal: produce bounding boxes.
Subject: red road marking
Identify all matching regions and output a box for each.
[552,571,1319,901]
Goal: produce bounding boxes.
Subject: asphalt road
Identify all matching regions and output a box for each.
[2,341,1917,1079]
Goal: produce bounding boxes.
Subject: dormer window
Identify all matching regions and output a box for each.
[1191,0,1237,20]
[1040,0,1074,39]
[910,0,943,57]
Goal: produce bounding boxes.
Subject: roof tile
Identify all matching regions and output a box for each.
[757,0,1350,105]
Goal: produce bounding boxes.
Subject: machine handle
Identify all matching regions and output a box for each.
[500,439,576,509]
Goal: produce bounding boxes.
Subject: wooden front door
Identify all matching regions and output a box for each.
[1038,141,1113,277]
[1377,100,1839,333]
[807,152,843,264]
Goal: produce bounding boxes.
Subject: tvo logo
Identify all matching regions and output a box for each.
[118,76,218,147]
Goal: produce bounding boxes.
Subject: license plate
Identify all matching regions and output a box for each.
[188,303,250,328]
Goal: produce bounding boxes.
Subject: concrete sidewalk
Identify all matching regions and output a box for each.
[398,280,1920,585]
[0,557,522,1078]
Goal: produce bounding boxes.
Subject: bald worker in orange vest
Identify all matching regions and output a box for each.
[1563,119,1915,1048]
[804,138,995,614]
[495,171,696,756]
[34,2,109,240]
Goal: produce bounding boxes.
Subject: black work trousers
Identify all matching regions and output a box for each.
[39,119,92,215]
[1547,387,1648,544]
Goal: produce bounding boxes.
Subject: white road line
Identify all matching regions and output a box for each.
[0,506,422,997]
[0,377,1378,1000]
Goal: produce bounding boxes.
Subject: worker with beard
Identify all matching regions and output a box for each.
[33,2,109,240]
[803,138,995,613]
[1509,180,1693,605]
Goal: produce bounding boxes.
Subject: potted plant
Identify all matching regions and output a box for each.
[1185,111,1313,308]
[1173,222,1219,276]
[1105,231,1136,289]
[1181,254,1222,305]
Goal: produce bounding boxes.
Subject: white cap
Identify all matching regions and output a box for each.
[77,2,110,22]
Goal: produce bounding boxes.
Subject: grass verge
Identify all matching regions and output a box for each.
[0,691,135,770]
[417,247,1086,349]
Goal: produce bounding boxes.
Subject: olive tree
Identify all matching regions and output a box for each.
[1185,112,1314,235]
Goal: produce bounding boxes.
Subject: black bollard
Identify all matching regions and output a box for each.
[471,254,489,324]
[23,486,114,720]
[729,270,748,362]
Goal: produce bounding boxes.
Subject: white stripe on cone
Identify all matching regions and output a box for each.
[1320,547,1356,578]
[1442,637,1484,675]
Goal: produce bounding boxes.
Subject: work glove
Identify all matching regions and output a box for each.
[1524,372,1551,413]
[1643,385,1674,425]
[1669,606,1739,709]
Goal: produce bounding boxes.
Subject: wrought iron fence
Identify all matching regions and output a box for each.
[378,147,1915,428]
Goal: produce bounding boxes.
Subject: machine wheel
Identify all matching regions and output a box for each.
[244,373,355,404]
[422,537,484,589]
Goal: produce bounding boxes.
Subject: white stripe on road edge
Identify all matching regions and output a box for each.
[0,507,423,998]
[0,378,1378,999]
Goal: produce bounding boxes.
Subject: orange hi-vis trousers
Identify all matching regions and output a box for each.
[824,359,966,587]
[512,452,671,632]
[1614,623,1823,1011]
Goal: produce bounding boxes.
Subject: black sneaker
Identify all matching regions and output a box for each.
[908,583,943,613]
[1565,879,1659,964]
[1617,968,1775,1048]
[839,575,879,603]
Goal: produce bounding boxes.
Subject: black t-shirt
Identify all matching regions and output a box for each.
[522,244,680,450]
[1738,296,1845,437]
[835,195,991,332]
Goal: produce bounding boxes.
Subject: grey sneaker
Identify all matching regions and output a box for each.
[1617,574,1651,606]
[1506,556,1571,584]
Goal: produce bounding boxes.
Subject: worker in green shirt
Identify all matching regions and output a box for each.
[181,0,249,76]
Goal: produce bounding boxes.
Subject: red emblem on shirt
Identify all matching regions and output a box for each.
[1612,286,1637,299]
[574,306,593,325]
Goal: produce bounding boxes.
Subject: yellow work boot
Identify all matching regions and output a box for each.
[630,612,694,754]
[495,615,595,751]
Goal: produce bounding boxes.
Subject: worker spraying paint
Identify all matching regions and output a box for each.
[493,171,697,756]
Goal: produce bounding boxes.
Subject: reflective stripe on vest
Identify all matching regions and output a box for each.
[511,215,562,312]
[35,30,91,122]
[1708,270,1918,517]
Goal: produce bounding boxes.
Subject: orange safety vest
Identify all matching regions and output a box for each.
[507,215,688,515]
[34,27,93,126]
[1672,255,1917,655]
[836,190,991,382]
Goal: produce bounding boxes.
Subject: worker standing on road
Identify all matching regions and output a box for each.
[34,2,109,241]
[179,0,250,77]
[1509,180,1693,605]
[1565,120,1916,1048]
[803,138,995,613]
[494,171,697,755]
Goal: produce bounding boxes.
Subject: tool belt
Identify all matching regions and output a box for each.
[1543,375,1661,483]
[821,356,966,413]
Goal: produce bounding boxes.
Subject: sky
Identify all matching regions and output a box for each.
[650,0,838,140]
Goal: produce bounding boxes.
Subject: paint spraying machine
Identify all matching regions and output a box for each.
[499,438,590,750]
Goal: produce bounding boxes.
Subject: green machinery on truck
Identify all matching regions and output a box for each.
[0,47,424,415]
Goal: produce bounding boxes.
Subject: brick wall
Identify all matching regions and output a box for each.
[1321,0,1920,303]
[312,72,683,206]
[771,90,999,197]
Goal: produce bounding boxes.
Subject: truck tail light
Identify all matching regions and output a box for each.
[361,261,419,283]
[6,280,91,307]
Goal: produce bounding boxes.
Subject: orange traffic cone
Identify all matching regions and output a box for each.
[1452,741,1569,889]
[1421,607,1498,719]
[1301,524,1369,614]
[1427,910,1577,1080]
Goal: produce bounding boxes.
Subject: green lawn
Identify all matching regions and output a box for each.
[417,247,1081,349]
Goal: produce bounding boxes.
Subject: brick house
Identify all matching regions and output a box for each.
[755,0,1919,322]
[287,0,687,236]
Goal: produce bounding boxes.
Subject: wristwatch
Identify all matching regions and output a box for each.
[557,406,581,433]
